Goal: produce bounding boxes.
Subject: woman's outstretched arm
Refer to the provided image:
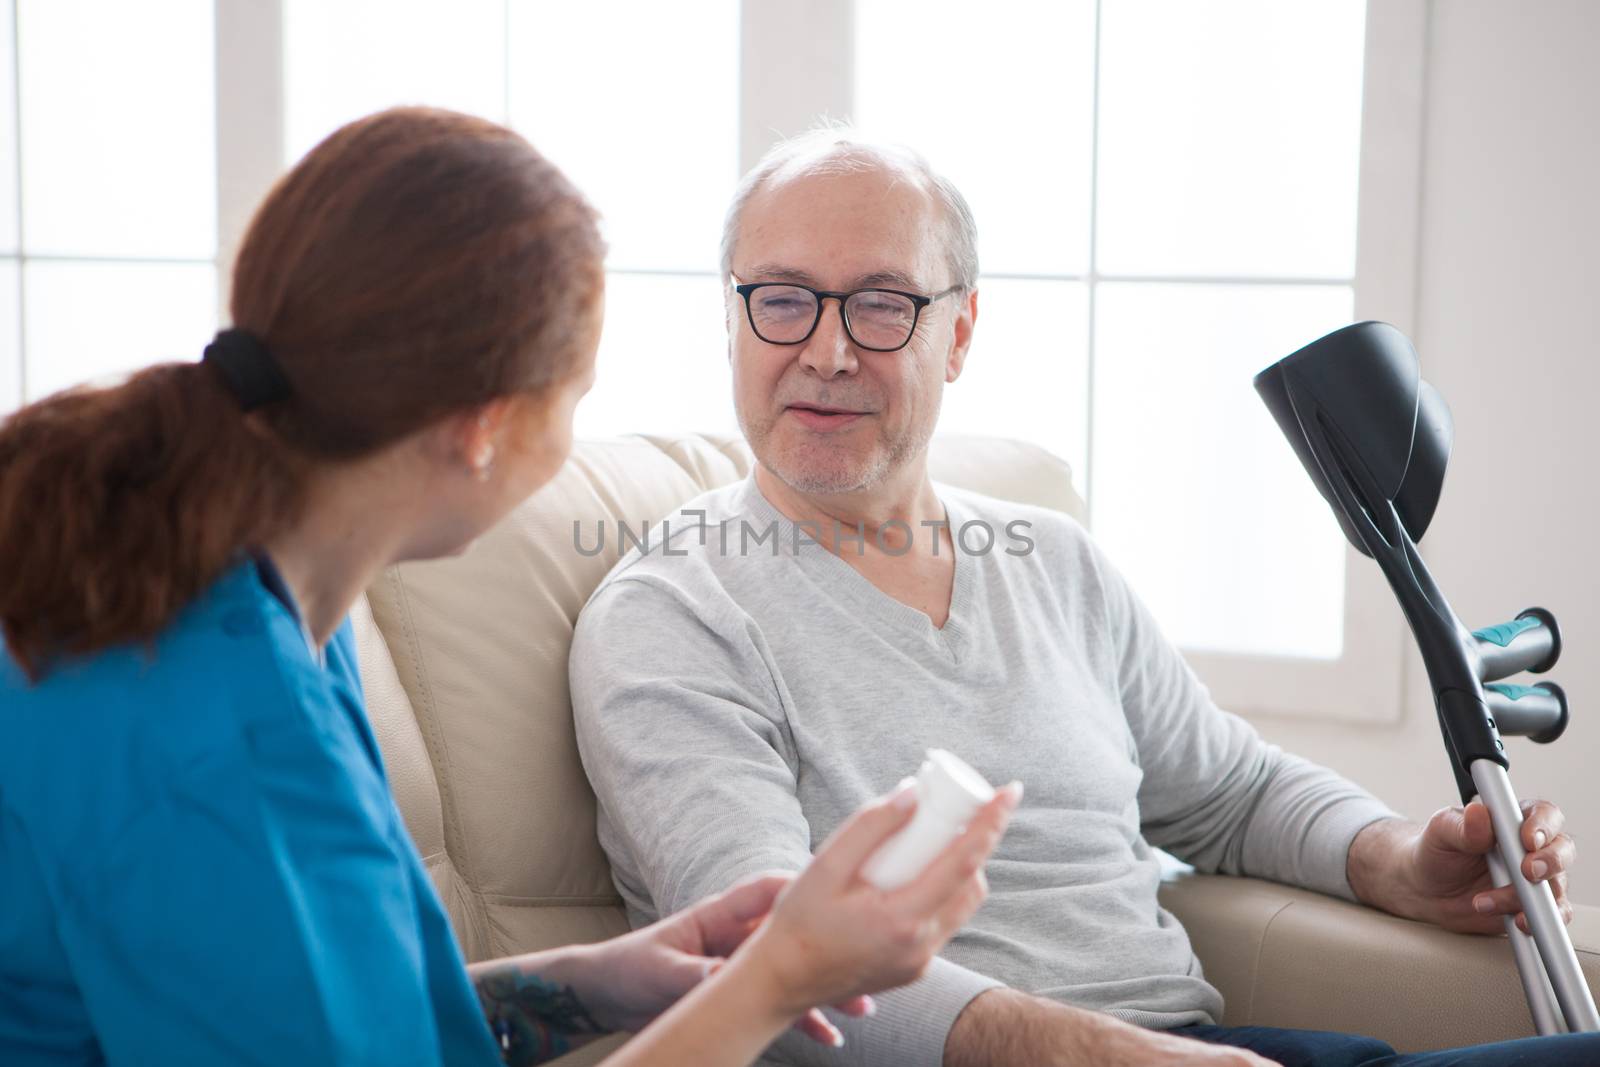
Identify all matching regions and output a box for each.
[464,871,864,1064]
[464,782,1016,1067]
[467,950,609,1065]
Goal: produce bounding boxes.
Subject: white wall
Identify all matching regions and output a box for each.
[1245,0,1600,905]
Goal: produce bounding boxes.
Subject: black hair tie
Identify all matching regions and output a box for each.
[203,328,292,411]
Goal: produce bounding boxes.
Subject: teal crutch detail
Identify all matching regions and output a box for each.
[1473,616,1542,647]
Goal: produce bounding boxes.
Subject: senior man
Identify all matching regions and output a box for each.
[568,130,1590,1067]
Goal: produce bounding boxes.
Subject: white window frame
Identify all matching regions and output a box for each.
[2,0,18,411]
[737,0,1428,724]
[1172,0,1428,725]
[204,0,1427,724]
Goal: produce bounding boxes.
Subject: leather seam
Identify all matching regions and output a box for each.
[386,568,492,949]
[643,433,709,484]
[479,893,627,907]
[1245,897,1297,1025]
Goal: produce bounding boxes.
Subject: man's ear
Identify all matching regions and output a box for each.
[946,287,978,384]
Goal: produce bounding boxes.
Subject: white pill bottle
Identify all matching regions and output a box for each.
[861,749,996,891]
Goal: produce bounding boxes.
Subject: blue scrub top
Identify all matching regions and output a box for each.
[0,559,500,1066]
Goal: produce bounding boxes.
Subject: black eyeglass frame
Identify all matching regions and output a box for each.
[733,281,964,353]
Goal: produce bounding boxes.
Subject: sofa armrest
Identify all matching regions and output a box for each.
[1157,872,1600,1052]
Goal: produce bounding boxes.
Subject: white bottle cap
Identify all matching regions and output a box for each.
[919,749,996,819]
[861,749,997,891]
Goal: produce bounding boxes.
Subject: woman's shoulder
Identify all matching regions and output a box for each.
[0,560,365,823]
[5,560,290,703]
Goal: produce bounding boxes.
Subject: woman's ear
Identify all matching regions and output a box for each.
[441,398,516,478]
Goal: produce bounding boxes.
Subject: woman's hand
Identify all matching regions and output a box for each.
[741,779,1022,1024]
[575,778,1018,1048]
[577,782,1021,1067]
[577,871,874,1045]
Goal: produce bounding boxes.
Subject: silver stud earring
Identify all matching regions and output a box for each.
[473,444,495,482]
[473,412,495,481]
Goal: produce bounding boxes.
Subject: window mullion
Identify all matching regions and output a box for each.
[739,0,854,175]
[1085,0,1104,527]
[1352,0,1428,334]
[214,0,285,325]
[7,0,21,408]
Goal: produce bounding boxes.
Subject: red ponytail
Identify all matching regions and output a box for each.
[0,107,604,680]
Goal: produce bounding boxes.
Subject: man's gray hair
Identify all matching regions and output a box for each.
[719,126,980,292]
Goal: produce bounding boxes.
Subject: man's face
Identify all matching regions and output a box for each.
[727,166,973,496]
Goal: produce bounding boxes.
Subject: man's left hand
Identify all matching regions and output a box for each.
[1351,799,1576,934]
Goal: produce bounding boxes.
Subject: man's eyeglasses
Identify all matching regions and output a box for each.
[733,281,963,353]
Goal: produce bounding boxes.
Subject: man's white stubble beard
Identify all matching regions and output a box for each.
[742,406,936,498]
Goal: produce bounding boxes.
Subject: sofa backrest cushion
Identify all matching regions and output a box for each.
[355,432,1081,961]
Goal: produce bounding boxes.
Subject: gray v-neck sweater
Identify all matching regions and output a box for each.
[569,475,1393,1067]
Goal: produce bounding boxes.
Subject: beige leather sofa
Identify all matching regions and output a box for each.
[351,433,1599,1064]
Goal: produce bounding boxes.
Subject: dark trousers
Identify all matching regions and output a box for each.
[1174,1023,1600,1066]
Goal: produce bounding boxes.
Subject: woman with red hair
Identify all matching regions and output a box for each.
[0,107,1015,1066]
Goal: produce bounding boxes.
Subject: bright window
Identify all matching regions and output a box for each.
[2,0,218,403]
[0,0,1407,700]
[853,0,1367,660]
[281,0,738,439]
[1091,282,1353,658]
[23,261,217,401]
[0,261,17,414]
[856,0,1096,278]
[1096,0,1365,278]
[283,0,506,165]
[0,0,15,414]
[20,0,216,259]
[0,0,16,258]
[504,0,739,438]
[506,0,738,274]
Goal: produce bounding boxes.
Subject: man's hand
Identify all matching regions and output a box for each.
[581,872,872,1044]
[944,988,1274,1067]
[1348,799,1576,934]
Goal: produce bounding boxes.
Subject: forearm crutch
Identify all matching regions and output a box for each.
[1255,321,1598,1035]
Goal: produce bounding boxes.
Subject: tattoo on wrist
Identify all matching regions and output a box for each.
[475,966,607,1066]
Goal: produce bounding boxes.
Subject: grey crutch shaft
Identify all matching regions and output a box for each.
[1472,759,1600,1033]
[1485,849,1566,1034]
